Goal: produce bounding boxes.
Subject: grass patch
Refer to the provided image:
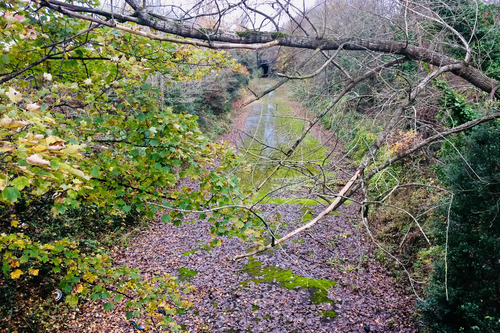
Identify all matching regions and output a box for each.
[238,86,330,196]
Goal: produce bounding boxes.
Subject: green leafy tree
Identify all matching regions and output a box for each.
[0,0,249,331]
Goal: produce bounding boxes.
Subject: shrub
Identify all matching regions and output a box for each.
[419,122,500,333]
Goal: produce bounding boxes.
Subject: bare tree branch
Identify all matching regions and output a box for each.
[41,0,500,97]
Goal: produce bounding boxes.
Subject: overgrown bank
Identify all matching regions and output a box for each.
[286,4,500,327]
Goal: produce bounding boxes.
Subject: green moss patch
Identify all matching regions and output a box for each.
[236,30,264,37]
[181,248,201,256]
[301,207,314,222]
[271,31,288,39]
[182,243,212,256]
[320,310,337,318]
[241,257,336,306]
[177,267,198,282]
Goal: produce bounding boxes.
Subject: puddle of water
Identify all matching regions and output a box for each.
[238,87,330,200]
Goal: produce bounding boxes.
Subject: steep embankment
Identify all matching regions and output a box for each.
[62,84,417,333]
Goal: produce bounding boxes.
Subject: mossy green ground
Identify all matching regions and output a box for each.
[181,248,202,256]
[234,82,338,323]
[181,242,212,256]
[241,257,336,308]
[177,267,198,282]
[320,310,337,318]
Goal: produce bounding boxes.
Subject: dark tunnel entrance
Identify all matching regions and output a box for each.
[260,63,269,77]
[257,60,270,77]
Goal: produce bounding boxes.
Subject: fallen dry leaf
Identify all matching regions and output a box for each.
[26,154,50,166]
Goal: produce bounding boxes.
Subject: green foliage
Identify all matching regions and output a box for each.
[346,125,382,166]
[419,121,500,333]
[164,67,249,136]
[165,71,248,117]
[435,80,477,126]
[430,1,500,80]
[0,0,248,331]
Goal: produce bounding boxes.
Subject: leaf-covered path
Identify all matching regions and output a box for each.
[63,89,417,333]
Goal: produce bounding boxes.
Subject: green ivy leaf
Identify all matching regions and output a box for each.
[90,168,99,177]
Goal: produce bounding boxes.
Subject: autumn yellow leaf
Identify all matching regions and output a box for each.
[11,220,18,227]
[75,284,84,293]
[46,135,63,144]
[61,144,80,154]
[43,117,56,124]
[43,244,55,250]
[33,145,47,152]
[10,260,20,268]
[29,268,39,276]
[11,269,23,279]
[83,271,97,283]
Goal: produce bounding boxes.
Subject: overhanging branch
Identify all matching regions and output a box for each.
[41,0,500,97]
